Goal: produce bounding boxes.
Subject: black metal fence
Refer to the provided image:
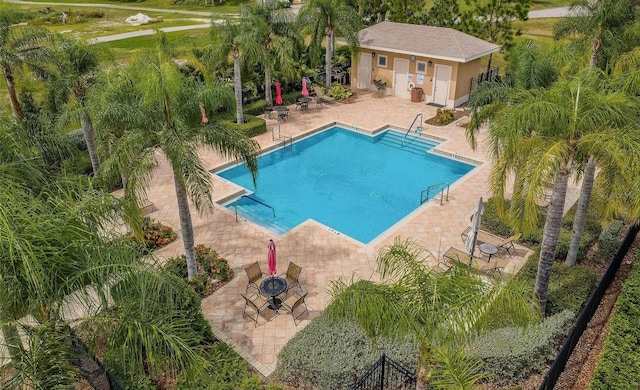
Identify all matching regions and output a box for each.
[470,67,501,92]
[348,353,417,390]
[538,224,639,390]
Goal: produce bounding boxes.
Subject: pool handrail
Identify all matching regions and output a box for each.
[402,113,423,147]
[235,195,276,221]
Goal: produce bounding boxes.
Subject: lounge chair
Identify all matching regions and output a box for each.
[313,86,335,104]
[461,227,521,256]
[280,262,302,295]
[244,262,268,293]
[281,291,309,325]
[442,247,510,277]
[241,293,272,327]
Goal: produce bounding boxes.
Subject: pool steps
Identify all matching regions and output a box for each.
[230,195,291,235]
[376,131,439,155]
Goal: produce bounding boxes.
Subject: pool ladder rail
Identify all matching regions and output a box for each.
[271,125,293,151]
[235,195,275,222]
[402,113,423,148]
[421,183,449,205]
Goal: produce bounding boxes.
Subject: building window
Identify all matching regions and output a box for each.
[416,61,427,74]
[377,55,388,68]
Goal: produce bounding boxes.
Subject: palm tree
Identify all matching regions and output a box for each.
[49,35,107,174]
[99,34,260,280]
[209,19,248,124]
[465,39,560,149]
[0,8,52,121]
[553,0,640,266]
[327,238,538,388]
[0,178,211,388]
[487,74,640,315]
[297,0,362,91]
[242,2,299,106]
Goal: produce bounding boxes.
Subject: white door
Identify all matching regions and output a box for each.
[357,53,372,89]
[432,65,451,106]
[394,59,410,98]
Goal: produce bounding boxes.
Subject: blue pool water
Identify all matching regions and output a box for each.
[217,126,474,243]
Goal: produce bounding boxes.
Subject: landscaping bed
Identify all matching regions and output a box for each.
[425,108,468,126]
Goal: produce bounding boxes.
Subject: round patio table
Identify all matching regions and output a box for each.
[478,243,498,261]
[260,277,288,312]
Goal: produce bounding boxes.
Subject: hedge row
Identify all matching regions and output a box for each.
[516,252,597,316]
[590,253,640,389]
[216,113,267,138]
[596,219,624,259]
[481,197,603,262]
[275,314,418,390]
[468,309,575,386]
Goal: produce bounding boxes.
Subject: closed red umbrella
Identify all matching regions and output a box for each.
[267,239,277,276]
[199,103,208,124]
[301,76,309,97]
[275,81,283,105]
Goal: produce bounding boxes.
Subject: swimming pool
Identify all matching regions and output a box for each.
[217,125,475,243]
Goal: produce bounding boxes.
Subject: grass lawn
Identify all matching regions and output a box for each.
[9,0,249,14]
[103,29,212,61]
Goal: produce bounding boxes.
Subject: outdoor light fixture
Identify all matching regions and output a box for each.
[372,52,376,57]
[427,60,433,67]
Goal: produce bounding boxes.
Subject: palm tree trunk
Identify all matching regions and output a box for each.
[68,328,112,390]
[2,324,23,361]
[3,67,24,120]
[80,108,101,175]
[325,28,334,91]
[233,50,244,124]
[590,37,601,68]
[265,66,272,105]
[566,157,596,266]
[173,170,198,280]
[535,167,570,315]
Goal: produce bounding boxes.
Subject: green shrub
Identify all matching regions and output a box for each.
[195,244,230,281]
[188,273,209,295]
[516,255,596,316]
[280,91,303,105]
[468,310,575,386]
[163,255,188,279]
[596,219,623,259]
[591,255,640,389]
[326,82,352,100]
[554,228,594,262]
[176,341,250,389]
[545,264,596,315]
[275,314,417,390]
[243,99,270,116]
[164,244,231,295]
[130,217,177,253]
[435,107,455,125]
[481,198,516,237]
[217,113,267,138]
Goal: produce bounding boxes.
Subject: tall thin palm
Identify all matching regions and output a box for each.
[49,36,107,174]
[297,0,362,91]
[209,19,247,124]
[488,74,640,315]
[327,238,537,388]
[99,34,260,280]
[0,8,52,120]
[554,0,640,265]
[242,2,298,105]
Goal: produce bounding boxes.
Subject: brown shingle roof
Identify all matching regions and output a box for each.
[358,21,500,63]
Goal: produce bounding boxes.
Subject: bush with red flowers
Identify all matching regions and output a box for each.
[129,217,177,253]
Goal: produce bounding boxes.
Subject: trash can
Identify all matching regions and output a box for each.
[411,87,423,102]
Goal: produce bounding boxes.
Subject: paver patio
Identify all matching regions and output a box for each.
[148,89,581,378]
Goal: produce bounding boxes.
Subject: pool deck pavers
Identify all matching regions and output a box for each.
[147,90,581,378]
